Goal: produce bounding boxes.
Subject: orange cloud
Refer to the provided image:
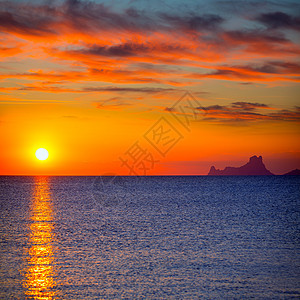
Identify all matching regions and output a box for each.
[0,0,299,90]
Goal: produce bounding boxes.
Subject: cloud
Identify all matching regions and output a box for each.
[231,102,270,110]
[187,62,300,82]
[201,105,226,111]
[83,86,177,94]
[0,68,179,86]
[95,97,131,110]
[193,102,300,123]
[221,29,300,58]
[257,12,300,31]
[0,6,57,37]
[269,107,300,122]
[244,61,300,74]
[160,13,224,31]
[224,29,288,44]
[0,0,299,89]
[0,83,177,94]
[0,45,22,58]
[0,1,224,38]
[164,107,176,112]
[79,43,145,57]
[70,42,188,59]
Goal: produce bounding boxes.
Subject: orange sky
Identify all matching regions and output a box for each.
[0,0,299,175]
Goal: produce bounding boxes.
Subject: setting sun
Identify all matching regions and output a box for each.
[35,148,49,161]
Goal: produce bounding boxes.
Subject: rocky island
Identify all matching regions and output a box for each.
[208,155,274,176]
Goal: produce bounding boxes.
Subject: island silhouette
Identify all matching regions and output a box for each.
[208,155,274,175]
[283,169,300,176]
[208,155,300,175]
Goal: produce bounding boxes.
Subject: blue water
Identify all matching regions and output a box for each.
[0,176,299,299]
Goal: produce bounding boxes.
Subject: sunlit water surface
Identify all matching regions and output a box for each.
[0,176,299,299]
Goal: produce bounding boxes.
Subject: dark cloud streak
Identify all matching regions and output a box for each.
[0,10,56,36]
[83,86,177,93]
[160,13,224,31]
[192,102,300,123]
[257,12,300,31]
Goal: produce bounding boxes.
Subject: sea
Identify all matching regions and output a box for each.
[0,176,299,299]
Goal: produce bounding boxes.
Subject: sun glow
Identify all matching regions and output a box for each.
[35,148,49,161]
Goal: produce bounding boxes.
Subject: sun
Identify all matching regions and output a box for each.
[35,148,49,161]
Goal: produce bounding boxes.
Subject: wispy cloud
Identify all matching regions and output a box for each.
[231,102,270,111]
[198,102,300,123]
[165,101,300,124]
[0,84,178,94]
[95,97,132,110]
[83,86,177,93]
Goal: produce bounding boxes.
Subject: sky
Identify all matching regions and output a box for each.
[0,0,299,175]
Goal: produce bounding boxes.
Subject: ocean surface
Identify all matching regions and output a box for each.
[0,176,299,299]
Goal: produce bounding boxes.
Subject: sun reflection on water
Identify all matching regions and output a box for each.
[23,177,57,300]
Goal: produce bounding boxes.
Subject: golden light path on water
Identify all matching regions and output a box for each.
[23,177,57,299]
